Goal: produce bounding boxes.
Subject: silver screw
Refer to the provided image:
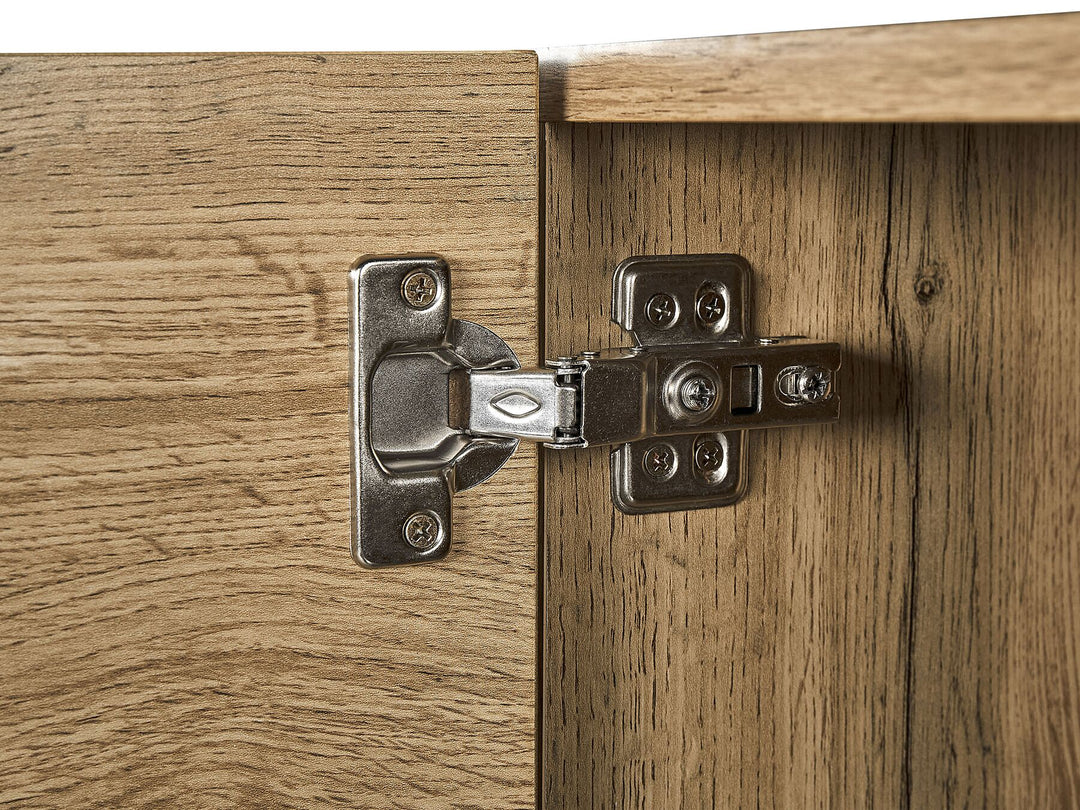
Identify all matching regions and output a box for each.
[696,290,725,325]
[778,365,834,404]
[403,512,442,550]
[401,270,438,309]
[645,293,678,328]
[642,444,677,480]
[694,439,725,473]
[679,375,717,412]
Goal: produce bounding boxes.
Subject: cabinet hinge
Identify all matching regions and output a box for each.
[350,254,841,567]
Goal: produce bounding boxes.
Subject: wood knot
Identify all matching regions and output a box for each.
[914,274,942,304]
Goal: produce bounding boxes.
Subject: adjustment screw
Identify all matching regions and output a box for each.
[403,512,442,551]
[642,443,677,480]
[401,270,438,309]
[645,293,678,328]
[796,367,833,402]
[679,375,717,412]
[696,289,725,325]
[693,438,725,473]
[778,365,834,404]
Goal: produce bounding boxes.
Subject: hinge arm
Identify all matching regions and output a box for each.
[456,339,839,451]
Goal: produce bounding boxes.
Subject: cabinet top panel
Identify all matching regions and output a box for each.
[540,13,1080,122]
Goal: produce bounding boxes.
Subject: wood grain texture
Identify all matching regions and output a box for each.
[542,122,1080,807]
[0,54,539,807]
[539,13,1080,122]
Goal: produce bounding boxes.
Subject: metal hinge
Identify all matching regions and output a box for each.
[350,254,841,567]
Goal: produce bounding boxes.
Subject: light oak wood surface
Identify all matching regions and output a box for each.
[0,54,539,807]
[542,122,1080,807]
[540,13,1080,122]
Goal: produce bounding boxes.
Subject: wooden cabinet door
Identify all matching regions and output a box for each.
[0,54,539,807]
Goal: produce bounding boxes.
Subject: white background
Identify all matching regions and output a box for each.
[2,0,1077,51]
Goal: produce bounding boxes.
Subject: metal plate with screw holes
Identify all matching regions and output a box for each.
[609,254,750,513]
[612,432,747,514]
[612,254,748,346]
[349,255,519,567]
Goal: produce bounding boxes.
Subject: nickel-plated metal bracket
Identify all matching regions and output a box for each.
[350,254,841,567]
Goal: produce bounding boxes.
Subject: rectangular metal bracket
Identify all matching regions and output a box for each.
[594,254,839,512]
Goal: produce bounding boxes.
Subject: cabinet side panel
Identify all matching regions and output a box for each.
[890,124,1080,810]
[0,54,539,807]
[542,122,1080,807]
